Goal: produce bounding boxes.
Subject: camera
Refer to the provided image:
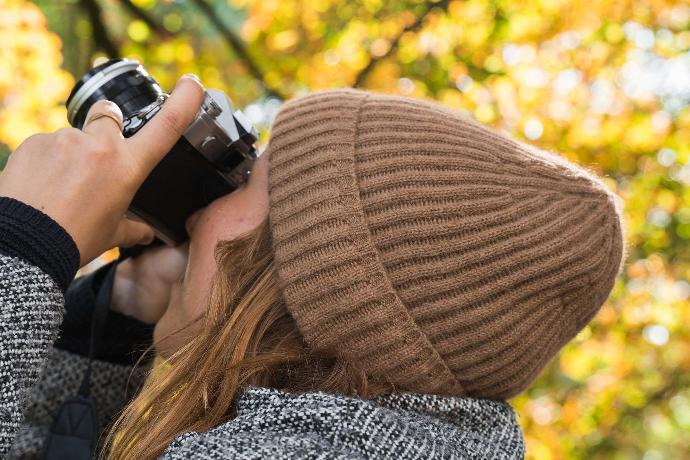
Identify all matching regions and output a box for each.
[66,58,258,245]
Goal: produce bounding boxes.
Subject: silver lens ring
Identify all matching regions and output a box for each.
[67,59,143,126]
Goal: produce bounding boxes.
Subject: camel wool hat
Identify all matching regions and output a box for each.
[266,89,626,399]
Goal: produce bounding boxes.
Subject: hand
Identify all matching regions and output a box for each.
[111,243,189,324]
[0,75,205,266]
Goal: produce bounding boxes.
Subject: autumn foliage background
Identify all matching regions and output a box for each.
[1,0,689,458]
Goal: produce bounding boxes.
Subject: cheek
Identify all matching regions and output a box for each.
[169,208,249,321]
[154,187,269,355]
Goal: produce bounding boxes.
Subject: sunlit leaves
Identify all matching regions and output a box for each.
[212,2,690,457]
[2,0,689,457]
[0,0,73,150]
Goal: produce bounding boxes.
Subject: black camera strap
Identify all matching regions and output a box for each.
[43,247,140,459]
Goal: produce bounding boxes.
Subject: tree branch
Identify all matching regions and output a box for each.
[79,0,119,58]
[190,0,287,100]
[120,0,171,37]
[353,0,451,88]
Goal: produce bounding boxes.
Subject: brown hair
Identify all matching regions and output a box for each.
[104,219,392,460]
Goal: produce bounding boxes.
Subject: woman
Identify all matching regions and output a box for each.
[0,76,625,459]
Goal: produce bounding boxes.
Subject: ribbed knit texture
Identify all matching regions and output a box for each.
[267,89,626,399]
[0,197,80,292]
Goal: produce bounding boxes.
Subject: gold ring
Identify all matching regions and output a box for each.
[84,112,124,132]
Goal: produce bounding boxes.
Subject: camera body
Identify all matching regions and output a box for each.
[66,59,258,245]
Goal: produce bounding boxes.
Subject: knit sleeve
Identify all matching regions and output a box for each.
[0,197,80,293]
[0,254,66,457]
[0,197,80,456]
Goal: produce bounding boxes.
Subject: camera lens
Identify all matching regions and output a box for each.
[66,58,163,129]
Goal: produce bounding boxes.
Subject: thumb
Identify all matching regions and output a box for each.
[125,74,205,177]
[114,219,156,248]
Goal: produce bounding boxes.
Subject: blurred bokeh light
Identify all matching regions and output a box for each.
[1,0,689,458]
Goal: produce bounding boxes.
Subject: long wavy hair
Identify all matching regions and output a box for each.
[103,218,392,460]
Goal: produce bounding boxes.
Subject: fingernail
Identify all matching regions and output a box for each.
[176,73,201,88]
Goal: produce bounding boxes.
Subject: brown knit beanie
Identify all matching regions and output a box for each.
[265,89,626,399]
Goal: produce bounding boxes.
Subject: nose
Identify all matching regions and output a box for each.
[185,208,204,236]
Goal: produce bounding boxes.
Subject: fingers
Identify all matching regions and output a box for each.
[114,218,156,248]
[82,100,124,141]
[126,75,204,173]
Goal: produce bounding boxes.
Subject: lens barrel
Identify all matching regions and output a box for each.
[66,59,163,130]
